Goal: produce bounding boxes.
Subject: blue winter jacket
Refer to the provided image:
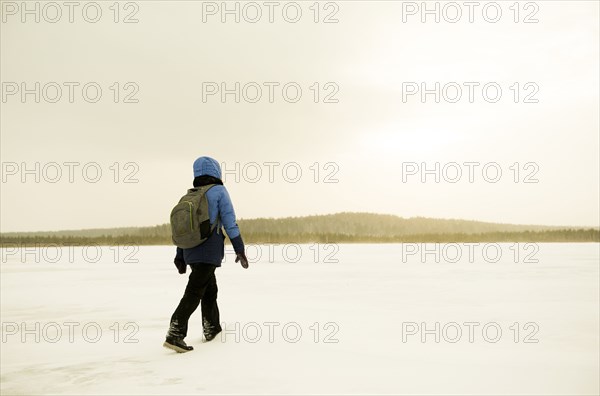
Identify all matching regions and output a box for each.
[175,157,244,266]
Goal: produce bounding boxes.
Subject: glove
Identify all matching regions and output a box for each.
[235,252,249,269]
[174,257,186,274]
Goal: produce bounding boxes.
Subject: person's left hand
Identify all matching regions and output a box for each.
[174,257,187,274]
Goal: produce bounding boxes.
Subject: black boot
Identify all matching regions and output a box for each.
[204,329,221,342]
[203,317,222,342]
[163,336,194,353]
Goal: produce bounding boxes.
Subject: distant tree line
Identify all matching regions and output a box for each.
[1,229,598,247]
[1,213,598,246]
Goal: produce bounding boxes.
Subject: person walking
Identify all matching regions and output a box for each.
[164,156,248,353]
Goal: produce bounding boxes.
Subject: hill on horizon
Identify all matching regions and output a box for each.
[1,212,596,240]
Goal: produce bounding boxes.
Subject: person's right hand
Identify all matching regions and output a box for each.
[235,252,249,269]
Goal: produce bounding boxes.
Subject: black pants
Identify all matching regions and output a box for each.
[168,263,221,339]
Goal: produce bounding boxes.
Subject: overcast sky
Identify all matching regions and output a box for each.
[1,1,598,232]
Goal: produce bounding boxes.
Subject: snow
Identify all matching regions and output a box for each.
[1,243,599,395]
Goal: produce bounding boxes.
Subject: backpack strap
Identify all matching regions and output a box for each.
[196,184,219,235]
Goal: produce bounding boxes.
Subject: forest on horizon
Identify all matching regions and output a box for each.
[1,212,598,246]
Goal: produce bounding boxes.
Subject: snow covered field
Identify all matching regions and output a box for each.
[1,243,598,395]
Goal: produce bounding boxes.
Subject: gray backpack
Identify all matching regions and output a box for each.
[170,185,216,249]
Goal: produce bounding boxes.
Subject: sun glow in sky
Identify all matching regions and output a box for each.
[1,1,598,231]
